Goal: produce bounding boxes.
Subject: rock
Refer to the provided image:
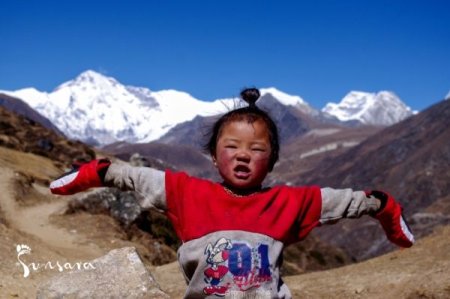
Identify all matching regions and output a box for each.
[130,153,151,167]
[37,138,54,152]
[36,247,169,299]
[67,188,142,226]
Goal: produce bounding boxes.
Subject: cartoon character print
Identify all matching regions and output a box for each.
[203,237,233,296]
[203,238,273,296]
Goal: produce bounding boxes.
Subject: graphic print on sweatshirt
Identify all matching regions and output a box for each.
[203,237,273,296]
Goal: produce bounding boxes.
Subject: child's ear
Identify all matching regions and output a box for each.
[211,156,218,167]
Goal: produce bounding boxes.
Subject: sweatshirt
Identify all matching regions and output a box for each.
[104,163,381,299]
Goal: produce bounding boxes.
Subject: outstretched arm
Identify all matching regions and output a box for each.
[320,188,380,223]
[103,162,166,211]
[320,188,414,248]
[50,159,167,212]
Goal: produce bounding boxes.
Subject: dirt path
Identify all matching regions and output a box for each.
[0,166,103,260]
[0,151,157,298]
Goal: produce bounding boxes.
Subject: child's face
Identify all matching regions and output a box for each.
[214,119,271,190]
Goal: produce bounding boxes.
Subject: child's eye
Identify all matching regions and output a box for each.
[225,145,237,149]
[252,148,266,152]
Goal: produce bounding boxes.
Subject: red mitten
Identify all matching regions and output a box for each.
[368,190,415,248]
[50,159,111,195]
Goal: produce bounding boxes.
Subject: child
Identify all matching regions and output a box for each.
[50,88,414,299]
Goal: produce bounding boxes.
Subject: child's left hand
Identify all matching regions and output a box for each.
[368,190,415,248]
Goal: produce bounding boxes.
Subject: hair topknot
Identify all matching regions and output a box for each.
[240,88,260,107]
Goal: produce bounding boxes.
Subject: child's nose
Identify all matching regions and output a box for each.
[236,150,251,161]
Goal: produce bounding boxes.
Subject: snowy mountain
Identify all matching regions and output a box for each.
[1,70,415,145]
[0,71,229,144]
[322,91,414,126]
[0,71,312,145]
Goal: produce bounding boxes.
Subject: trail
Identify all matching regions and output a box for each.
[0,167,103,260]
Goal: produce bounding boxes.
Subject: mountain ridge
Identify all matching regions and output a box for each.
[1,70,414,145]
[322,90,415,125]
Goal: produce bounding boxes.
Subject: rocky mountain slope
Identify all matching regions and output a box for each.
[1,132,449,298]
[0,105,95,169]
[298,99,450,261]
[103,141,219,180]
[2,141,448,298]
[269,125,382,185]
[0,93,64,136]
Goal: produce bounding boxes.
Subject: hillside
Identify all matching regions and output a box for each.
[269,125,382,184]
[0,93,64,136]
[0,105,95,169]
[0,146,173,297]
[301,99,450,210]
[299,99,450,260]
[286,225,450,299]
[1,144,448,298]
[102,141,219,180]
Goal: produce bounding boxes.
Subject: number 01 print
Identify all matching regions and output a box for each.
[228,243,271,277]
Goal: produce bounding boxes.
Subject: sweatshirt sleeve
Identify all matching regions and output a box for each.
[103,163,167,212]
[319,187,380,225]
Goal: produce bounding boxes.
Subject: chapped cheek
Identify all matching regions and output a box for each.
[217,149,235,162]
[253,152,270,161]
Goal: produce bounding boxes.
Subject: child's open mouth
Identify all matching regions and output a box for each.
[234,165,251,179]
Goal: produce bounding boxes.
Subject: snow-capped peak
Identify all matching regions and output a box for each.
[1,70,413,145]
[322,90,414,126]
[6,87,50,107]
[0,71,234,145]
[445,90,450,100]
[261,87,317,115]
[55,70,114,91]
[261,87,307,106]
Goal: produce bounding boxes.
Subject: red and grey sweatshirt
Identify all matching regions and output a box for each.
[104,163,383,299]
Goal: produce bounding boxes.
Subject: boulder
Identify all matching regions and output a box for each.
[36,247,169,299]
[66,188,142,226]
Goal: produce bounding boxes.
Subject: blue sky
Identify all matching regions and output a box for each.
[1,0,449,111]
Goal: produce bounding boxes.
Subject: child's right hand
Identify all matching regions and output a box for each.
[50,159,111,195]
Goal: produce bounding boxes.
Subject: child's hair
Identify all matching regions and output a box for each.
[205,88,280,171]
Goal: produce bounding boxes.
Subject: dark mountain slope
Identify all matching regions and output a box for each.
[302,99,450,211]
[102,141,219,180]
[298,99,450,260]
[0,93,64,136]
[0,105,95,168]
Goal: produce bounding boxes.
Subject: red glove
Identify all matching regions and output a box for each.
[50,159,111,195]
[367,190,414,248]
